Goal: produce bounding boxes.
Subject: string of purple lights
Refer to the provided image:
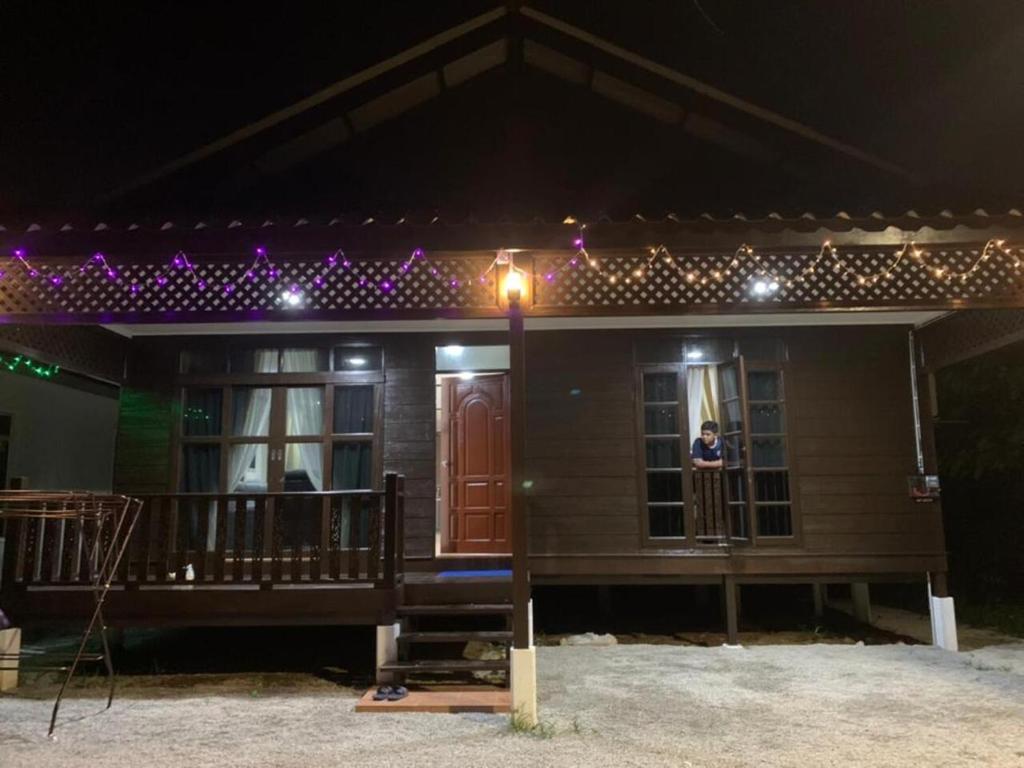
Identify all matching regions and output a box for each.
[5,245,493,305]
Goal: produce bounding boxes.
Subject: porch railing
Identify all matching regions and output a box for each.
[692,469,747,543]
[1,473,405,590]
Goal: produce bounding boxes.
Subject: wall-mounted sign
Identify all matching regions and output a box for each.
[908,475,941,502]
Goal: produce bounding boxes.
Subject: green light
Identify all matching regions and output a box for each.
[0,352,60,380]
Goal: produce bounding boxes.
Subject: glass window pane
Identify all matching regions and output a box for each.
[334,386,375,433]
[284,443,323,491]
[180,445,220,492]
[738,338,785,362]
[645,438,680,468]
[726,469,747,502]
[724,435,742,464]
[754,470,791,502]
[643,373,677,403]
[748,370,780,401]
[335,347,383,371]
[644,405,678,435]
[286,387,324,436]
[722,400,743,433]
[333,442,373,490]
[647,471,683,503]
[281,349,329,372]
[750,403,784,434]
[757,505,793,536]
[720,366,739,400]
[649,506,684,538]
[752,437,787,467]
[230,348,279,373]
[180,349,226,375]
[232,388,271,436]
[228,444,268,492]
[183,389,222,436]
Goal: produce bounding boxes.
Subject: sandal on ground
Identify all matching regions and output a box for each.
[386,685,408,701]
[372,685,393,701]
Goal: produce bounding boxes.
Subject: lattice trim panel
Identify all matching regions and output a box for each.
[532,247,1024,309]
[0,256,499,316]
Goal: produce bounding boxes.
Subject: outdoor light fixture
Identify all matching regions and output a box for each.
[280,286,304,307]
[346,357,367,367]
[750,279,780,298]
[443,345,465,357]
[686,349,704,360]
[504,269,523,302]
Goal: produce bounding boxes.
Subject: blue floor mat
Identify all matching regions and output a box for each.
[437,569,512,579]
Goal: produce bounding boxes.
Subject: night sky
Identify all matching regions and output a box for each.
[3,1,1023,219]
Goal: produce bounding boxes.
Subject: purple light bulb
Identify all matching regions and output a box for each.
[314,276,323,286]
[156,275,168,286]
[545,273,555,282]
[94,253,104,262]
[342,259,351,269]
[245,271,255,281]
[269,269,279,279]
[449,279,459,289]
[570,258,579,267]
[574,238,583,248]
[130,283,140,294]
[256,247,266,256]
[224,284,236,294]
[28,269,39,278]
[430,268,439,276]
[197,280,207,290]
[358,277,367,286]
[14,249,24,258]
[413,248,424,258]
[173,256,184,267]
[381,280,393,292]
[400,263,409,273]
[106,269,118,280]
[50,275,64,286]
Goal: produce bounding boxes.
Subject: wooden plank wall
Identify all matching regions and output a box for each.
[108,327,947,569]
[786,326,945,556]
[524,330,640,555]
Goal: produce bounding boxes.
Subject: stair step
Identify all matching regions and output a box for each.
[397,603,513,616]
[399,631,513,644]
[380,659,510,674]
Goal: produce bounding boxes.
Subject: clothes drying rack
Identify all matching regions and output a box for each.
[0,492,141,736]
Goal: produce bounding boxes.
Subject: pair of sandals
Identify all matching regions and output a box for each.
[372,685,408,702]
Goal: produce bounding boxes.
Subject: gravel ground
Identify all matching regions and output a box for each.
[2,643,1023,768]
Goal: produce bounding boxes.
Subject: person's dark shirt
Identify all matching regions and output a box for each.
[691,436,723,462]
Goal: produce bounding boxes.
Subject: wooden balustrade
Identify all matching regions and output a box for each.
[693,469,730,542]
[1,473,406,591]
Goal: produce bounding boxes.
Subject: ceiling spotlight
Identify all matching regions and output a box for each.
[686,349,704,360]
[346,357,367,367]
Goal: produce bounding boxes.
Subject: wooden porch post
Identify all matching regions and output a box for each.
[508,288,538,726]
[509,297,529,650]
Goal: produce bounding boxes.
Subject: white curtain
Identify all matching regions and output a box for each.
[283,350,324,491]
[227,350,276,492]
[687,365,720,443]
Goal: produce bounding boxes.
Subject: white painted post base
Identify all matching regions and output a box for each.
[929,596,958,652]
[510,646,538,727]
[0,627,21,692]
[375,622,400,684]
[851,583,872,624]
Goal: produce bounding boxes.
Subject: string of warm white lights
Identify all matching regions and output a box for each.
[4,231,1021,305]
[537,228,1023,297]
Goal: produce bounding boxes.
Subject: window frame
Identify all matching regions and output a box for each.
[636,363,695,547]
[173,343,384,495]
[634,336,800,550]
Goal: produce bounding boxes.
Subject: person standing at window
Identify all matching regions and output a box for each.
[691,420,724,469]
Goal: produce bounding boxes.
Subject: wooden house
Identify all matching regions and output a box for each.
[2,4,1024,717]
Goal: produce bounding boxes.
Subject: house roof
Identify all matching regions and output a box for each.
[5,2,1024,221]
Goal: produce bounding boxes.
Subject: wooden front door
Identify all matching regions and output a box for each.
[444,373,511,553]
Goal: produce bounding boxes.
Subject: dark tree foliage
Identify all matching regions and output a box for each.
[935,358,1024,600]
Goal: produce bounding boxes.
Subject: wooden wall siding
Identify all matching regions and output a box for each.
[917,308,1024,371]
[108,327,947,573]
[0,324,126,382]
[112,339,178,495]
[785,326,944,556]
[524,331,640,555]
[381,336,438,558]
